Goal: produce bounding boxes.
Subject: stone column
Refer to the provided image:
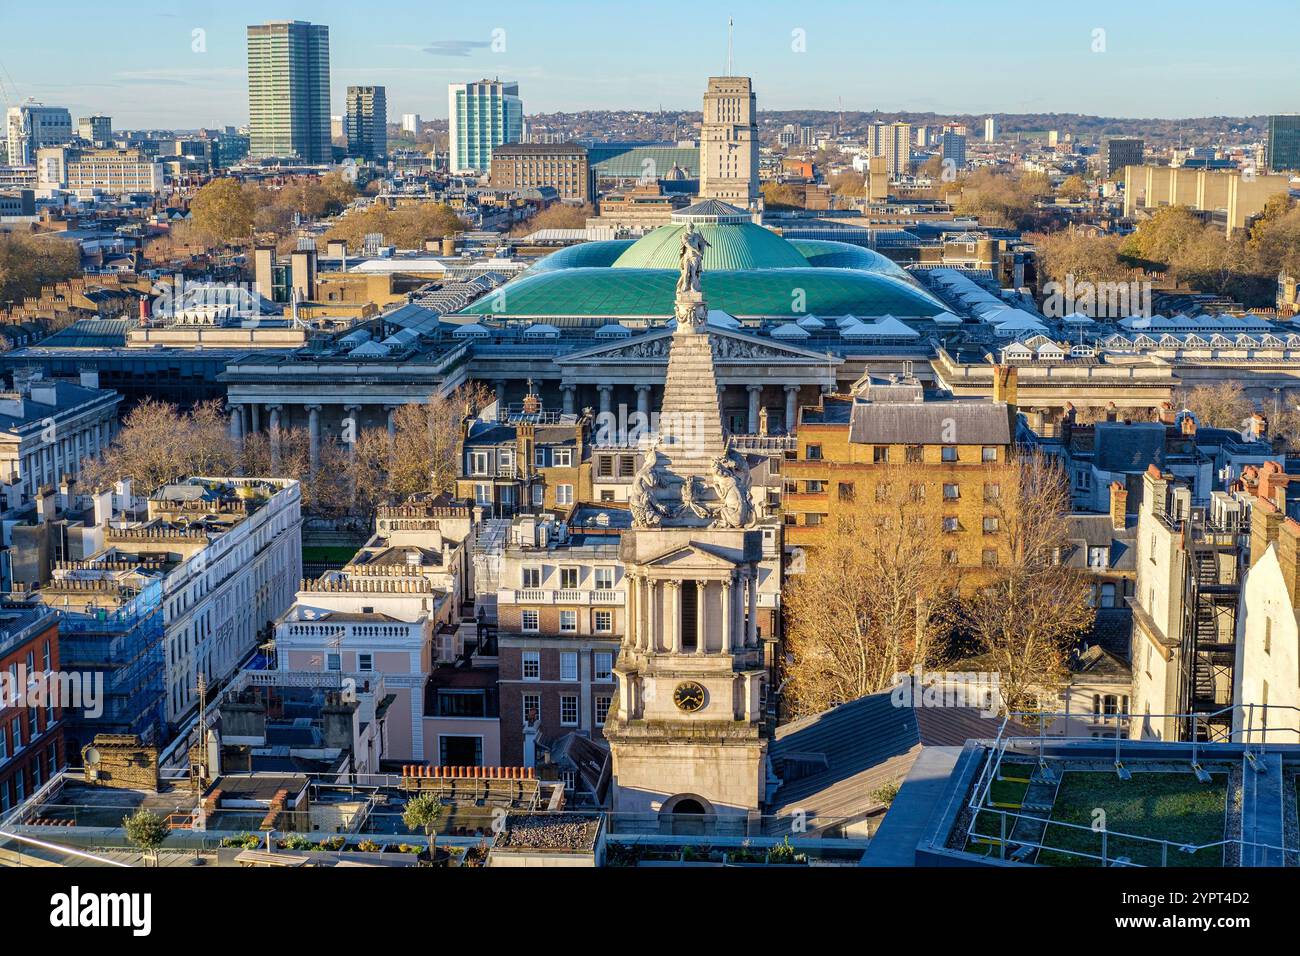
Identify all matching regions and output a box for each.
[746,385,762,434]
[634,384,651,419]
[306,405,321,469]
[646,578,658,652]
[343,404,361,456]
[597,385,613,416]
[746,568,759,648]
[720,577,733,654]
[696,581,708,654]
[561,384,576,416]
[228,404,244,445]
[625,572,637,649]
[495,381,507,409]
[267,405,283,469]
[784,385,800,435]
[385,405,399,439]
[250,403,262,434]
[669,580,681,654]
[821,382,835,396]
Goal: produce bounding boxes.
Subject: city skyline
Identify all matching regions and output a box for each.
[2,0,1298,128]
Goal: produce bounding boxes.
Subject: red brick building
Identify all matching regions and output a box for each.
[493,510,626,765]
[0,603,63,813]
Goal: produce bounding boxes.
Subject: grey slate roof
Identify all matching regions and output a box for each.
[768,689,1020,819]
[1062,514,1136,572]
[1093,422,1167,473]
[848,400,1012,446]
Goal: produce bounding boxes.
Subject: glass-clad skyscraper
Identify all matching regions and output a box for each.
[447,79,523,174]
[247,20,332,164]
[1266,115,1300,173]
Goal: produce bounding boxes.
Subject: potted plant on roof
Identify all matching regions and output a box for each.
[123,808,168,867]
[402,793,448,866]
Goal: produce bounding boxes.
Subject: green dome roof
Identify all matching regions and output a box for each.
[520,239,632,276]
[612,220,809,271]
[786,239,910,278]
[462,267,945,318]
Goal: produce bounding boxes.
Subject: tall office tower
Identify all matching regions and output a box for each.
[698,76,760,208]
[400,113,421,135]
[1266,114,1300,173]
[77,115,112,148]
[5,103,73,166]
[345,86,388,160]
[1103,137,1144,177]
[941,126,967,169]
[983,117,997,142]
[866,121,912,176]
[246,20,332,164]
[447,79,523,174]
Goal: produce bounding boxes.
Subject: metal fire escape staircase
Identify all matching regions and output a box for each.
[1178,515,1240,742]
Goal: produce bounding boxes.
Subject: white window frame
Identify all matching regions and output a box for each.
[521,611,540,634]
[559,610,578,633]
[560,695,579,727]
[560,651,578,681]
[522,650,541,679]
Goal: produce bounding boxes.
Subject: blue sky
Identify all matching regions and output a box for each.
[1,0,1296,128]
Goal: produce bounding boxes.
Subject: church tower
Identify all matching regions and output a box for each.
[603,230,772,822]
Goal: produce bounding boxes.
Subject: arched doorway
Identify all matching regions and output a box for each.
[660,793,714,837]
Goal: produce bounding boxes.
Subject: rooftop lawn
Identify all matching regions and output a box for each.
[965,763,1035,854]
[1038,771,1227,867]
[302,545,361,565]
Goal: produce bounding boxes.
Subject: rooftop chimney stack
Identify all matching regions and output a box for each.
[1108,481,1128,531]
[992,364,1018,407]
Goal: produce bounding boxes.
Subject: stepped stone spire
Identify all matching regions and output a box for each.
[658,222,726,474]
[626,225,753,530]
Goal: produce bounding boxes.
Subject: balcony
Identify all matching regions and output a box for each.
[498,588,625,606]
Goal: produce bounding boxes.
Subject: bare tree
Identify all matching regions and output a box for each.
[781,467,960,717]
[82,399,236,494]
[1175,382,1255,431]
[961,453,1094,714]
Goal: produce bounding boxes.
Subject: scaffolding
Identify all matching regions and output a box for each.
[1176,509,1242,742]
[53,578,166,749]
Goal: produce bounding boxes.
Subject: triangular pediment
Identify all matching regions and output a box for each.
[641,541,743,570]
[559,327,843,366]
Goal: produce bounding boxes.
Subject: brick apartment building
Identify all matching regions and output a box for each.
[0,602,63,813]
[785,369,1018,576]
[494,510,625,765]
[489,142,595,205]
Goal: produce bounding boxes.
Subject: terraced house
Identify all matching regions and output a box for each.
[456,390,593,517]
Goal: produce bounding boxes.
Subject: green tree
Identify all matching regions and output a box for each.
[1055,175,1089,202]
[189,177,256,245]
[510,202,594,237]
[0,233,81,305]
[324,202,465,251]
[1033,229,1131,286]
[123,807,169,866]
[402,793,445,859]
[1119,205,1204,267]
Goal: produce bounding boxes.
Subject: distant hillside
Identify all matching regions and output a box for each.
[522,109,1267,150]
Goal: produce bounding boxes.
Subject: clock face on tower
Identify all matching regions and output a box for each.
[673,681,706,713]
